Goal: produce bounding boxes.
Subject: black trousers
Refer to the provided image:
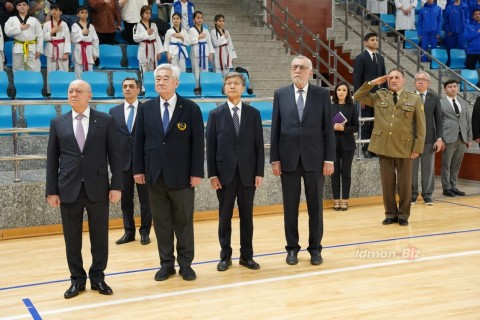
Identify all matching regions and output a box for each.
[98,32,116,45]
[360,104,374,150]
[280,159,324,254]
[121,168,152,236]
[148,176,195,267]
[331,148,355,199]
[122,21,136,45]
[60,183,109,285]
[216,168,256,260]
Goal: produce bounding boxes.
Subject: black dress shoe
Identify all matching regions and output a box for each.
[140,234,151,245]
[363,150,372,158]
[239,257,260,270]
[217,257,232,271]
[154,266,176,281]
[310,252,323,265]
[398,219,409,226]
[64,283,85,299]
[286,251,298,265]
[91,281,113,295]
[443,189,455,197]
[382,218,398,225]
[452,188,466,196]
[116,233,135,245]
[179,266,197,281]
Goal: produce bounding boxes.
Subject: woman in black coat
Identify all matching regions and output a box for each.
[331,81,359,211]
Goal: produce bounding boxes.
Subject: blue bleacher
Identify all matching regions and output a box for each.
[198,102,218,123]
[81,71,111,99]
[98,44,126,69]
[249,101,273,127]
[96,104,114,113]
[200,72,225,98]
[49,71,77,99]
[0,71,10,99]
[460,69,479,92]
[404,30,419,49]
[126,45,139,69]
[177,72,196,98]
[0,105,14,135]
[112,71,139,98]
[61,105,71,114]
[23,105,57,131]
[4,41,13,68]
[143,71,156,98]
[430,49,448,69]
[449,49,466,69]
[380,14,395,33]
[13,71,44,99]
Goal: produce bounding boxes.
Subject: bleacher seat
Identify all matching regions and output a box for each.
[126,45,139,69]
[61,104,71,114]
[430,49,448,69]
[151,3,158,17]
[380,14,395,33]
[4,41,13,68]
[112,71,138,98]
[49,71,76,99]
[200,72,225,97]
[449,49,466,69]
[460,69,479,91]
[81,71,110,99]
[415,0,422,14]
[95,104,114,113]
[23,105,57,130]
[0,71,10,99]
[98,44,126,69]
[404,30,419,49]
[186,45,192,71]
[249,101,273,127]
[13,70,44,99]
[143,71,156,98]
[0,106,14,134]
[177,72,196,98]
[197,102,218,123]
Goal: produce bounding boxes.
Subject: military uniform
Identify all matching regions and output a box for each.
[354,82,426,221]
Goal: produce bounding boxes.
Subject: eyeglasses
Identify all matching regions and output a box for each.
[68,89,90,94]
[225,82,243,87]
[415,78,429,82]
[291,64,310,71]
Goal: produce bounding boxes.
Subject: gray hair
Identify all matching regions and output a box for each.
[223,72,246,87]
[414,71,430,82]
[292,55,313,70]
[154,63,181,80]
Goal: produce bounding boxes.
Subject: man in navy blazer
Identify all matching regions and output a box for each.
[206,72,264,272]
[133,64,204,281]
[109,78,152,246]
[270,55,335,266]
[46,80,123,299]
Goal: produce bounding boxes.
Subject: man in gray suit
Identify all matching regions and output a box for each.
[440,79,472,197]
[412,71,444,206]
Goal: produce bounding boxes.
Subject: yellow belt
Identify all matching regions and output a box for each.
[14,40,37,62]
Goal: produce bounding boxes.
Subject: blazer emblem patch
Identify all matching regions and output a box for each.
[177,122,187,131]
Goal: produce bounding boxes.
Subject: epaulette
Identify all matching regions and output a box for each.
[377,88,389,93]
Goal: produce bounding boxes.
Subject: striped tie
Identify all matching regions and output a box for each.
[232,106,240,135]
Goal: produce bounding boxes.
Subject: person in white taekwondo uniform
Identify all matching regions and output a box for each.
[70,6,99,79]
[164,12,190,72]
[210,14,237,76]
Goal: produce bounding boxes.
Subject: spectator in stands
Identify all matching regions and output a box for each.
[206,71,264,272]
[164,12,190,72]
[395,0,417,39]
[366,0,388,25]
[109,77,152,246]
[353,32,386,159]
[331,81,359,212]
[0,1,16,40]
[55,0,79,30]
[417,0,442,62]
[440,79,472,197]
[156,0,174,23]
[171,0,194,30]
[468,0,480,18]
[211,14,237,76]
[133,5,164,91]
[421,0,449,10]
[119,0,148,45]
[188,11,213,96]
[29,0,50,25]
[472,95,480,143]
[411,71,444,206]
[71,6,99,79]
[43,4,71,95]
[463,9,480,69]
[88,0,122,45]
[4,0,43,72]
[444,0,470,66]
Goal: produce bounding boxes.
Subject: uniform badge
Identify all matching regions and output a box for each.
[177,122,187,131]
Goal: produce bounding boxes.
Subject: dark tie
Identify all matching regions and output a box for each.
[297,89,304,120]
[372,52,377,65]
[232,106,240,135]
[75,114,85,152]
[419,93,425,103]
[452,98,460,117]
[162,102,170,132]
[392,92,398,105]
[126,105,134,133]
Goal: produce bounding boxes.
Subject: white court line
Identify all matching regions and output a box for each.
[3,249,480,320]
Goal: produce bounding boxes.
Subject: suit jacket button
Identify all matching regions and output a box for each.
[81,155,84,158]
[299,126,302,129]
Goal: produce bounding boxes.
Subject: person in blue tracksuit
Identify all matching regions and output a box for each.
[444,0,470,65]
[464,9,480,69]
[468,0,480,19]
[418,0,443,62]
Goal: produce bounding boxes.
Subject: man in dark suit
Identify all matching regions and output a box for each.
[109,78,152,246]
[472,96,480,143]
[133,64,204,281]
[353,32,387,158]
[206,72,264,272]
[412,71,444,206]
[46,80,122,299]
[270,55,335,266]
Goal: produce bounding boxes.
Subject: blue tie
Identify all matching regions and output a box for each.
[126,105,134,133]
[162,102,170,132]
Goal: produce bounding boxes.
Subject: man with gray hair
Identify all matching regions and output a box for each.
[133,64,204,281]
[206,71,264,272]
[411,71,444,205]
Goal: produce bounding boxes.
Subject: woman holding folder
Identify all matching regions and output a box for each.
[331,82,359,211]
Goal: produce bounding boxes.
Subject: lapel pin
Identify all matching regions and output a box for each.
[177,122,187,131]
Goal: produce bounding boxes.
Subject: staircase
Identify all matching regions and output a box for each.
[196,0,293,97]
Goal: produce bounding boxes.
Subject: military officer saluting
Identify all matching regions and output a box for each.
[354,69,426,226]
